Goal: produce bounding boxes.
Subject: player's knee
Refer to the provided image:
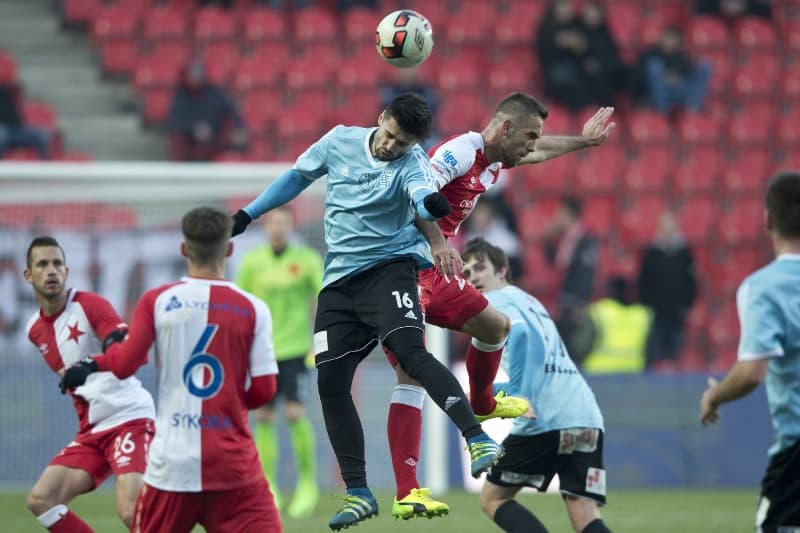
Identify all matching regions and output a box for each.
[382,331,430,379]
[316,364,350,399]
[26,487,53,515]
[118,502,135,528]
[478,490,506,520]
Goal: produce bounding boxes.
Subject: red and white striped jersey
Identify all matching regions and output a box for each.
[119,277,277,492]
[428,131,504,237]
[26,289,155,434]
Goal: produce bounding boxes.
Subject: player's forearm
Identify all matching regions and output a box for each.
[415,215,447,250]
[243,169,312,219]
[93,344,147,379]
[246,374,277,409]
[707,361,764,406]
[519,135,593,165]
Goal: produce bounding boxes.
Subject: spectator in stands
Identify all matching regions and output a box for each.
[541,195,599,365]
[536,0,622,111]
[462,200,523,280]
[630,26,712,115]
[576,0,627,108]
[0,84,50,159]
[583,276,651,374]
[167,58,248,162]
[695,0,772,20]
[637,209,698,370]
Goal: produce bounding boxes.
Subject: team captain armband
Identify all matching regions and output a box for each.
[102,325,129,353]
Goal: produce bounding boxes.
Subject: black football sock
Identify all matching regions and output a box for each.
[494,500,549,533]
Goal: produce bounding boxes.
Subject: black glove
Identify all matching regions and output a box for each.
[231,209,252,237]
[423,192,451,218]
[60,358,99,394]
[102,326,128,352]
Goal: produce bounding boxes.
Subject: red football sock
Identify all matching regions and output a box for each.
[466,340,504,415]
[387,385,425,500]
[49,510,94,533]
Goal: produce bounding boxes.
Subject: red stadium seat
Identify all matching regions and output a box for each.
[240,90,282,136]
[727,101,775,145]
[607,2,645,53]
[98,38,138,76]
[573,145,625,194]
[233,54,284,94]
[493,8,539,48]
[140,87,173,126]
[628,110,672,144]
[517,155,576,199]
[275,103,330,140]
[293,7,337,44]
[676,195,717,244]
[285,54,336,91]
[23,101,58,130]
[142,5,187,42]
[485,61,534,102]
[62,0,102,27]
[695,49,733,97]
[687,16,729,50]
[619,194,665,246]
[623,146,675,193]
[133,53,182,92]
[777,106,800,147]
[517,196,562,243]
[436,93,486,136]
[781,64,800,101]
[333,89,381,127]
[342,6,378,48]
[435,54,482,92]
[337,56,383,91]
[0,51,17,84]
[718,197,767,246]
[582,196,617,237]
[241,8,288,46]
[194,6,237,43]
[782,20,800,54]
[733,16,777,51]
[91,4,139,46]
[677,113,721,144]
[733,53,780,99]
[443,7,494,49]
[720,149,773,194]
[201,41,240,85]
[673,147,722,194]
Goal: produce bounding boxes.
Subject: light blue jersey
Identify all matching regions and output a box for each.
[244,125,438,287]
[487,285,604,436]
[736,253,800,456]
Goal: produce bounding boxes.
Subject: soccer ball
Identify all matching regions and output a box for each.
[375,10,434,68]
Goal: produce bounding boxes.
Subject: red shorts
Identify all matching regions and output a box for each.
[385,267,488,366]
[132,477,282,533]
[50,418,154,489]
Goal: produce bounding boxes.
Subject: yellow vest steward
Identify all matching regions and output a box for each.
[583,299,652,374]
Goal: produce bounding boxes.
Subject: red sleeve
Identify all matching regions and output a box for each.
[245,374,277,409]
[74,291,126,340]
[94,290,157,379]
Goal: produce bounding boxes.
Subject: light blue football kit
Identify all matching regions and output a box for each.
[736,253,800,457]
[243,125,438,286]
[486,285,604,436]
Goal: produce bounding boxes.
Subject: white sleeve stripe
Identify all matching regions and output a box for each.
[738,349,783,361]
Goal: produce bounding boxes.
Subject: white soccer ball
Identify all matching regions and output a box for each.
[375,10,434,68]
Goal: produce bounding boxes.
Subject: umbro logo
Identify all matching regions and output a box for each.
[404,310,417,320]
[444,396,460,410]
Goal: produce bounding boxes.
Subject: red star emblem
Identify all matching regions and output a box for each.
[288,263,300,276]
[67,322,85,344]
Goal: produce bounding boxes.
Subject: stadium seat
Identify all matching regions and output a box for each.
[91,4,139,46]
[194,6,236,43]
[275,103,330,140]
[435,54,482,92]
[62,0,102,27]
[333,89,381,127]
[733,16,777,51]
[676,195,717,244]
[727,102,774,145]
[695,49,733,97]
[516,155,575,199]
[516,196,562,243]
[628,110,672,144]
[285,54,336,92]
[573,145,625,194]
[777,107,800,147]
[241,7,288,46]
[677,113,721,144]
[782,20,800,54]
[0,50,17,84]
[582,196,617,237]
[139,87,174,126]
[341,6,378,51]
[686,16,729,50]
[718,197,767,246]
[133,53,182,93]
[23,101,58,130]
[673,146,722,194]
[781,64,800,101]
[443,7,494,49]
[520,246,556,299]
[142,5,187,42]
[436,92,487,136]
[293,7,337,44]
[720,149,772,195]
[607,2,645,53]
[619,194,665,246]
[200,41,240,85]
[337,56,383,92]
[485,60,534,102]
[623,146,674,193]
[493,8,539,48]
[240,90,282,137]
[733,53,780,99]
[233,54,284,94]
[98,38,138,77]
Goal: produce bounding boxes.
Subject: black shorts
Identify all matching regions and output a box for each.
[486,428,607,505]
[314,258,426,366]
[757,438,800,533]
[269,356,310,405]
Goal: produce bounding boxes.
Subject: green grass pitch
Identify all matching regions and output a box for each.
[1,488,757,532]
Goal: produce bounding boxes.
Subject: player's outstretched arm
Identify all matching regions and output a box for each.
[231,169,314,236]
[518,106,616,165]
[414,213,462,279]
[699,359,768,425]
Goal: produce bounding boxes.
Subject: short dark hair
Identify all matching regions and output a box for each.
[461,237,512,283]
[494,92,549,121]
[181,206,232,264]
[384,92,433,141]
[765,171,800,238]
[27,236,65,268]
